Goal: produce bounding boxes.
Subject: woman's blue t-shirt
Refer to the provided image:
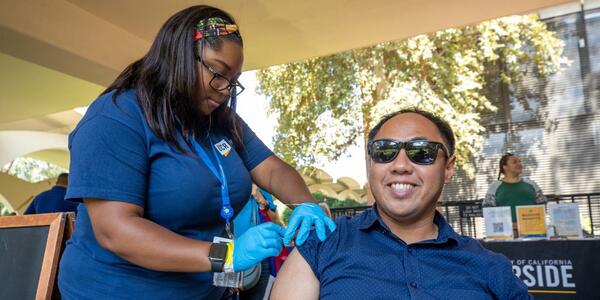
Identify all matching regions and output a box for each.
[58,90,273,299]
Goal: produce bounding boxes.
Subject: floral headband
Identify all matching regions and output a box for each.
[194,17,239,41]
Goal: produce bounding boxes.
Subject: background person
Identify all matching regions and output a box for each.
[24,173,78,214]
[57,6,334,299]
[253,184,284,227]
[254,186,289,276]
[484,153,546,234]
[237,185,289,300]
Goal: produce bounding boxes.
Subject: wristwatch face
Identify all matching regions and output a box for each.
[209,243,227,261]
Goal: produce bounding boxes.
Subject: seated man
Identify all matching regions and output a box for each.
[271,109,530,299]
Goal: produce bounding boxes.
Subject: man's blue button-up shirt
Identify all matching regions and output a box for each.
[297,207,531,299]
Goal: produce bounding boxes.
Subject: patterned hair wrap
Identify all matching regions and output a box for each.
[194,17,239,41]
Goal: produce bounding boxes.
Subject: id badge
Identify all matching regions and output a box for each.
[212,236,242,288]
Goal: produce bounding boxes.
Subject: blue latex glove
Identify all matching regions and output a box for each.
[283,203,337,246]
[233,222,285,272]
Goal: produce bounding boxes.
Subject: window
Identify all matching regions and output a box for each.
[545,13,587,118]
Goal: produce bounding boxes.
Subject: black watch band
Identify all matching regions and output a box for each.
[208,242,228,272]
[210,259,225,273]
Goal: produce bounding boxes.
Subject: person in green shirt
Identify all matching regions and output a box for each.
[484,153,546,235]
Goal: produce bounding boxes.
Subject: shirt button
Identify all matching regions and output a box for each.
[410,282,417,288]
[407,248,413,253]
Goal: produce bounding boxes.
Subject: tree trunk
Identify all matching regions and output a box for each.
[362,105,374,205]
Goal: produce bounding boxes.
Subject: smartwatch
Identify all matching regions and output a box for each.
[208,242,228,272]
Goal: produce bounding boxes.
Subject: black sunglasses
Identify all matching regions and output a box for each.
[367,139,449,165]
[196,56,245,96]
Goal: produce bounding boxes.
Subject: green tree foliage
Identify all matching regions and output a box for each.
[312,192,363,209]
[257,15,567,176]
[282,207,292,226]
[0,201,12,216]
[3,157,66,183]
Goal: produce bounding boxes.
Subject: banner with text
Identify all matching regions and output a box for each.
[482,240,600,299]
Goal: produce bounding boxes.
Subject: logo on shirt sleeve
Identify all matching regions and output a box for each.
[215,139,232,157]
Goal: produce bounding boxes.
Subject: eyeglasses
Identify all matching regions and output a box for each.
[197,57,245,97]
[367,139,449,165]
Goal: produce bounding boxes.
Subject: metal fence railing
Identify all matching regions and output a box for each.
[329,192,600,239]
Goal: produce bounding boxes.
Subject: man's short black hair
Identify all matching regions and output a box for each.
[56,173,69,184]
[367,108,455,157]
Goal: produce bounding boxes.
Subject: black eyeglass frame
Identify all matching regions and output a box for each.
[196,56,245,96]
[367,139,449,165]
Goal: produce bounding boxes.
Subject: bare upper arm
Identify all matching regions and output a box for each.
[83,198,144,249]
[270,248,319,300]
[249,155,280,190]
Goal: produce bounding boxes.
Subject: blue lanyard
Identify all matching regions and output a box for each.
[191,135,234,232]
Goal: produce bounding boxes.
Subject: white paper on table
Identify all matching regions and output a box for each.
[483,206,513,239]
[548,203,583,238]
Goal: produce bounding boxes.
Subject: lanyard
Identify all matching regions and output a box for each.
[191,135,234,238]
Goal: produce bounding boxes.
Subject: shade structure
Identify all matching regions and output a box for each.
[0,0,576,212]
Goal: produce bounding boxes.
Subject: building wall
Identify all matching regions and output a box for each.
[442,5,600,201]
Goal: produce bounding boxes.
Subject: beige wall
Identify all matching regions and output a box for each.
[0,172,54,214]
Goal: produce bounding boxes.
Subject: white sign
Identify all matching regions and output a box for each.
[483,206,513,240]
[548,203,583,238]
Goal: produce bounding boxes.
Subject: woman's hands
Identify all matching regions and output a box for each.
[283,203,336,246]
[249,156,337,246]
[232,222,285,272]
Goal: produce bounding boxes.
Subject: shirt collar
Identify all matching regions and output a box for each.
[432,211,461,245]
[356,204,386,231]
[358,204,461,246]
